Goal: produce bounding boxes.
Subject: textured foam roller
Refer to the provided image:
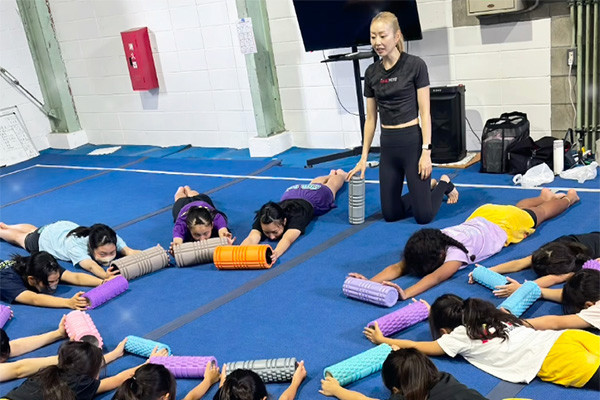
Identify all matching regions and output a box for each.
[498,281,541,317]
[0,305,11,329]
[472,266,508,290]
[125,335,171,357]
[368,301,429,337]
[110,245,169,280]
[349,176,365,225]
[150,356,216,378]
[173,237,229,267]
[83,276,129,310]
[323,344,392,386]
[583,259,600,271]
[64,310,104,348]
[213,245,273,270]
[342,277,398,307]
[224,358,297,383]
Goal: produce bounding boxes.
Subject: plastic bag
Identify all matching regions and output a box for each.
[559,162,598,183]
[513,162,554,187]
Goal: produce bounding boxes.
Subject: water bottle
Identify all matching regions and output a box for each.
[349,176,365,224]
[553,140,564,175]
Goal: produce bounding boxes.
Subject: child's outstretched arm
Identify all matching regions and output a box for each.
[79,259,112,279]
[9,316,67,357]
[103,338,127,364]
[0,356,58,382]
[121,246,141,256]
[540,288,563,303]
[493,273,573,298]
[370,261,406,282]
[320,375,378,400]
[279,360,307,400]
[272,229,301,263]
[241,229,262,246]
[60,270,103,287]
[526,314,592,330]
[14,290,88,310]
[489,255,532,274]
[384,261,462,300]
[363,322,445,357]
[183,361,221,400]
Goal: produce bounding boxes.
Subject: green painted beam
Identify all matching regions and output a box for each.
[16,0,80,133]
[236,0,285,138]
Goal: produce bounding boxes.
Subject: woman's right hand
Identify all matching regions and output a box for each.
[347,272,368,281]
[347,158,367,181]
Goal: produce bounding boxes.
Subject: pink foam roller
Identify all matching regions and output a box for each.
[83,276,129,310]
[368,301,429,337]
[150,356,217,378]
[0,305,12,329]
[64,310,103,348]
[342,277,398,307]
[583,259,600,271]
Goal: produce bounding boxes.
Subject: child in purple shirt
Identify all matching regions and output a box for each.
[171,186,232,251]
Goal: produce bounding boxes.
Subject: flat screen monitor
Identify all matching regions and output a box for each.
[292,0,422,52]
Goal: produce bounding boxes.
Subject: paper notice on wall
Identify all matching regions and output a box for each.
[237,18,257,55]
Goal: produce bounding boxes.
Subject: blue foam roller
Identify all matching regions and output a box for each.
[472,266,508,290]
[498,281,541,317]
[323,344,392,386]
[125,335,171,358]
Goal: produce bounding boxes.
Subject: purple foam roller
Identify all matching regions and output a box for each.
[83,276,129,309]
[342,277,398,307]
[150,356,217,378]
[583,259,600,271]
[368,301,429,336]
[0,305,12,329]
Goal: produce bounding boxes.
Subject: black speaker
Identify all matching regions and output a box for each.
[430,85,466,163]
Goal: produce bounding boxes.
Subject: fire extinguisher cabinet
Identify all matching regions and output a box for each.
[120,27,159,91]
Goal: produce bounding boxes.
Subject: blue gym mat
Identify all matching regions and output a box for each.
[0,148,598,400]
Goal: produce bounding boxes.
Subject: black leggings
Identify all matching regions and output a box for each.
[379,125,448,224]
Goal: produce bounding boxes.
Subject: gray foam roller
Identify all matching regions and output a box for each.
[224,358,297,383]
[110,245,169,280]
[349,176,365,225]
[173,237,229,267]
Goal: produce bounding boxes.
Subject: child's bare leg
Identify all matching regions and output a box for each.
[323,169,348,198]
[515,188,557,208]
[526,189,579,226]
[174,186,187,201]
[0,223,37,249]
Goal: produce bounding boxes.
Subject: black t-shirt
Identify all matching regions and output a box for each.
[252,199,314,237]
[554,232,600,258]
[364,52,430,126]
[5,374,100,400]
[388,372,486,400]
[0,260,66,303]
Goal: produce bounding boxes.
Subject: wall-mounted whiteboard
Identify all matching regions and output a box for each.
[0,107,39,167]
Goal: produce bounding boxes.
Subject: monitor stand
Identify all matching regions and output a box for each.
[305,47,380,168]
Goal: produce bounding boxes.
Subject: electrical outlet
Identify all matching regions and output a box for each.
[567,48,576,67]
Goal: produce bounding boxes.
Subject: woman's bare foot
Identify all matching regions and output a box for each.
[440,175,459,204]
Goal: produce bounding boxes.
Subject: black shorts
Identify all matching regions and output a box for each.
[172,193,215,222]
[24,229,41,253]
[522,208,538,228]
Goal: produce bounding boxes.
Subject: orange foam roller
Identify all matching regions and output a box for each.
[213,245,273,270]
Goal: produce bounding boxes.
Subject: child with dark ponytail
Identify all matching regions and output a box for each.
[2,341,168,400]
[0,220,139,279]
[171,186,232,250]
[113,361,220,400]
[350,188,579,299]
[364,294,600,390]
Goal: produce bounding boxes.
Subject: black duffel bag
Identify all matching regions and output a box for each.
[507,136,555,175]
[480,112,530,173]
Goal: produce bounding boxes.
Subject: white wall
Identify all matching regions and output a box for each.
[49,0,255,148]
[267,0,551,151]
[0,0,52,150]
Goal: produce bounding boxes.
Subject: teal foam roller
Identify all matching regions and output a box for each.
[472,266,508,290]
[224,358,297,383]
[125,335,171,358]
[498,281,541,317]
[323,344,392,386]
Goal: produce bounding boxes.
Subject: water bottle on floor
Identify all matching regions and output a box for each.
[349,176,365,224]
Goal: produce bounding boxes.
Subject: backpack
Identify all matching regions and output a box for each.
[480,112,530,173]
[507,136,555,175]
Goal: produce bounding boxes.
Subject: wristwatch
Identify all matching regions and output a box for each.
[422,144,432,150]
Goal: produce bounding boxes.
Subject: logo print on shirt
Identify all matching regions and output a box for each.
[380,77,398,84]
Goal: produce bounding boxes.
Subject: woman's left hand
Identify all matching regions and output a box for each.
[418,152,432,180]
